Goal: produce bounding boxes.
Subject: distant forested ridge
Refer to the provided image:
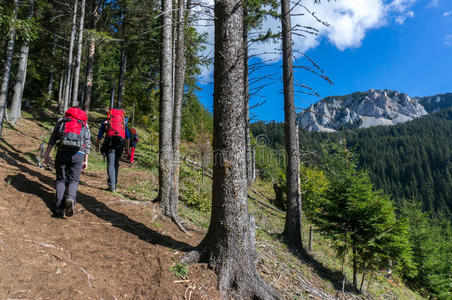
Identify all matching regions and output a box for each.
[251,108,452,215]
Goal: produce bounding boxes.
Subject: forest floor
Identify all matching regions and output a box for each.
[0,112,219,299]
[0,107,424,299]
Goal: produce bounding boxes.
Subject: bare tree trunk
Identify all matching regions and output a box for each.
[352,242,358,290]
[308,225,313,252]
[157,0,174,215]
[182,0,279,297]
[58,71,64,107]
[281,0,302,251]
[110,88,115,109]
[9,0,35,124]
[170,0,189,232]
[72,0,86,107]
[47,68,55,101]
[360,265,366,292]
[83,0,100,112]
[63,0,79,113]
[243,6,253,187]
[58,53,66,112]
[117,47,126,109]
[0,0,18,138]
[117,6,127,109]
[46,41,56,102]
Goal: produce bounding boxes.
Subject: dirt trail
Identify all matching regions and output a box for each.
[0,117,218,299]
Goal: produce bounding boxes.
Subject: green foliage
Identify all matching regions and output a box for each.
[299,164,328,220]
[180,167,211,212]
[309,144,413,288]
[181,93,212,142]
[170,263,188,279]
[400,200,452,299]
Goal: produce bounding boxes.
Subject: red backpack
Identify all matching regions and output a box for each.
[106,109,125,139]
[58,107,88,150]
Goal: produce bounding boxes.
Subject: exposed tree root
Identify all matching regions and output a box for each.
[182,246,281,300]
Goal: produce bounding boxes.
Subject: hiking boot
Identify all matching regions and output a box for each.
[54,208,64,217]
[109,185,116,193]
[65,197,75,217]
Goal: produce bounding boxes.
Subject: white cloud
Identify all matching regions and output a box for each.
[396,10,415,24]
[428,0,439,7]
[443,11,451,17]
[445,34,452,46]
[196,0,420,80]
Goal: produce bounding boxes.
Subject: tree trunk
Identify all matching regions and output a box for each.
[71,0,86,107]
[0,0,18,138]
[170,0,188,230]
[117,47,126,109]
[110,88,115,109]
[62,0,79,113]
[46,43,56,103]
[83,0,100,112]
[308,225,313,253]
[58,71,64,109]
[281,0,302,251]
[9,0,35,125]
[182,0,279,297]
[360,265,366,292]
[352,242,358,290]
[157,0,174,215]
[243,5,253,187]
[47,68,55,101]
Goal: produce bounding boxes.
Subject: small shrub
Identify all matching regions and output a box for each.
[170,263,188,279]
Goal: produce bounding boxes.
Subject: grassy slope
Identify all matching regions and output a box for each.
[20,106,423,300]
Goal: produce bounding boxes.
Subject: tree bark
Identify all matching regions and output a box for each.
[360,265,366,291]
[117,6,127,109]
[352,242,358,290]
[182,0,279,297]
[170,0,188,231]
[58,71,64,109]
[0,0,18,138]
[281,0,302,251]
[83,0,100,112]
[308,225,313,252]
[62,0,79,113]
[71,0,87,107]
[243,5,253,187]
[158,0,174,215]
[9,0,35,125]
[46,40,56,103]
[117,47,126,109]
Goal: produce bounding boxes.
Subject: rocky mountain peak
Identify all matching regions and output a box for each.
[297,89,428,132]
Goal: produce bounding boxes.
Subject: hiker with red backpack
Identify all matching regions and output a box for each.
[95,109,129,192]
[128,127,139,163]
[43,107,91,217]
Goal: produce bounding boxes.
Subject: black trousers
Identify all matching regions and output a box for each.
[55,151,84,209]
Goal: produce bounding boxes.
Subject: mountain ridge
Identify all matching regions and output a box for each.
[297,89,451,132]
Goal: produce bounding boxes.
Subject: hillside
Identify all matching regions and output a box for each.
[0,106,424,299]
[253,108,452,215]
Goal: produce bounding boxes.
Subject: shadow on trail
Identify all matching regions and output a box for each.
[1,140,193,252]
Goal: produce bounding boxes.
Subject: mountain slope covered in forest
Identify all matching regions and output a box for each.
[253,108,452,215]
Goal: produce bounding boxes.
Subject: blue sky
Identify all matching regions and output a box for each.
[195,0,452,122]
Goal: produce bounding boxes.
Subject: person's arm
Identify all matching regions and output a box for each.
[82,124,91,171]
[125,125,130,153]
[96,120,106,152]
[82,154,89,170]
[43,122,60,164]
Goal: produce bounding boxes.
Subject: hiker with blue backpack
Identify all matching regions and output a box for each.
[95,109,129,192]
[43,107,91,217]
